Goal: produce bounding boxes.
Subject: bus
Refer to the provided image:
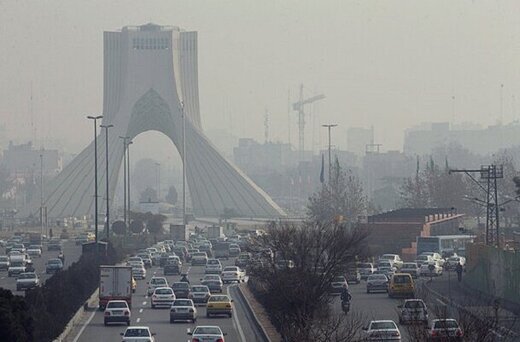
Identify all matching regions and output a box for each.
[416,235,475,258]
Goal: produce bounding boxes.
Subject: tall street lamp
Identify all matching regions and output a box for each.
[101,124,113,240]
[119,136,130,226]
[181,102,187,225]
[87,115,103,247]
[322,124,338,182]
[155,162,161,201]
[127,140,133,220]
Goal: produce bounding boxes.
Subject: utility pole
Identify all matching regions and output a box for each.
[181,102,187,225]
[119,136,130,226]
[322,124,337,182]
[87,115,103,257]
[101,124,113,240]
[450,165,503,247]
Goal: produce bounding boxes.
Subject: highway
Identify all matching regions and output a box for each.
[74,257,265,342]
[0,239,82,294]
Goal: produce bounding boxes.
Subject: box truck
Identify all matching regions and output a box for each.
[99,265,133,310]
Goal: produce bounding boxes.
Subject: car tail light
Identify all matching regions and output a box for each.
[124,310,130,316]
[170,308,176,312]
[104,311,110,316]
[216,339,224,342]
[189,308,194,313]
[431,330,438,337]
[192,339,200,342]
[152,295,157,299]
[392,331,400,337]
[226,304,231,308]
[456,328,463,337]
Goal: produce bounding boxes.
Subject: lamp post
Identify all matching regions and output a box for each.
[101,124,113,240]
[39,150,44,238]
[181,102,187,225]
[87,115,103,249]
[127,140,133,220]
[155,162,161,201]
[322,124,338,182]
[119,136,130,226]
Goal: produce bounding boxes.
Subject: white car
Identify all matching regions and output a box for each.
[420,252,445,266]
[415,254,434,267]
[151,287,176,308]
[120,326,155,342]
[420,262,443,277]
[16,272,39,291]
[205,259,222,274]
[188,326,226,342]
[221,266,245,283]
[26,245,42,258]
[104,300,131,326]
[358,262,376,279]
[147,276,169,296]
[363,320,401,341]
[132,265,146,280]
[191,252,208,265]
[0,255,10,270]
[400,262,420,278]
[379,254,403,269]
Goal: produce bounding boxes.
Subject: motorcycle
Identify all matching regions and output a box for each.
[341,300,350,314]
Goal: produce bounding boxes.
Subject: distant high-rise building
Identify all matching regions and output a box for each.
[404,121,520,156]
[1,141,61,177]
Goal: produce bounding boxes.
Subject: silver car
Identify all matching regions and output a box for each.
[170,299,197,323]
[363,320,401,341]
[398,299,428,325]
[188,326,226,342]
[366,274,389,293]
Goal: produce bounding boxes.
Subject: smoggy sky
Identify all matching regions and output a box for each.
[1,0,520,155]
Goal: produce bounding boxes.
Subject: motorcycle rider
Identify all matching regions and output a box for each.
[340,284,352,304]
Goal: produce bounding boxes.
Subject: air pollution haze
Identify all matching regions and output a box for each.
[1,0,520,156]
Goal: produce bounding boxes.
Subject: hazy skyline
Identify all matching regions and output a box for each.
[1,0,520,159]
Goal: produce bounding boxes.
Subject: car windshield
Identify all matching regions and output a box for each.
[193,327,221,335]
[380,255,395,260]
[204,275,220,281]
[124,328,150,337]
[434,320,459,329]
[192,286,208,292]
[173,299,192,306]
[0,257,8,261]
[155,288,172,294]
[393,275,411,284]
[209,295,229,302]
[368,275,387,281]
[404,300,425,309]
[333,276,346,282]
[48,259,62,265]
[193,252,207,257]
[172,282,189,289]
[207,259,220,265]
[358,263,372,268]
[107,301,128,308]
[417,255,429,260]
[18,273,36,279]
[371,321,397,330]
[224,267,238,272]
[29,245,40,249]
[402,263,417,268]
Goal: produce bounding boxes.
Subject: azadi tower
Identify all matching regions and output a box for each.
[32,23,284,219]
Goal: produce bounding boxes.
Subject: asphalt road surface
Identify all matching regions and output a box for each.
[0,239,82,294]
[74,257,265,342]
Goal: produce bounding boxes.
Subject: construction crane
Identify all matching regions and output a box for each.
[292,84,325,161]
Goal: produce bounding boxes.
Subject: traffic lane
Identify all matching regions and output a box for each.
[0,240,82,294]
[332,281,410,340]
[78,259,243,342]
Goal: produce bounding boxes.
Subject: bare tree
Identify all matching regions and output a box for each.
[248,220,368,341]
[308,158,366,224]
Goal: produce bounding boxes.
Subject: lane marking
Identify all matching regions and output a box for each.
[136,317,141,323]
[436,298,446,305]
[72,306,98,342]
[228,285,246,342]
[142,301,147,305]
[139,308,143,313]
